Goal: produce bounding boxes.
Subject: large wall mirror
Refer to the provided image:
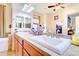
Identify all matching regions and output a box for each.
[15,15,31,30]
[67,12,79,35]
[67,16,72,28]
[16,16,24,28]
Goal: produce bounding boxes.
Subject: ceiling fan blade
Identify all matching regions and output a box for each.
[52,3,63,7]
[55,3,63,6]
[48,5,55,8]
[60,6,65,8]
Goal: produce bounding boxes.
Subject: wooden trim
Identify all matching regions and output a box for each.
[22,40,24,56]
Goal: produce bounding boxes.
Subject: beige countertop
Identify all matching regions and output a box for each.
[15,32,79,56]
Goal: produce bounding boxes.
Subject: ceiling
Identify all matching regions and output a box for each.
[31,3,79,14]
[12,3,79,15]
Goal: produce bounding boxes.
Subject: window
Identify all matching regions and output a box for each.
[24,17,31,28]
[32,15,40,31]
[15,16,31,29]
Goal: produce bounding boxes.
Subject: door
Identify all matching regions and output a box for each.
[0,5,4,37]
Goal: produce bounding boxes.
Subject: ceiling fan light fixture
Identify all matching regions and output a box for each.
[53,9,56,11]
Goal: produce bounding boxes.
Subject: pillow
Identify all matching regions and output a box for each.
[71,36,79,45]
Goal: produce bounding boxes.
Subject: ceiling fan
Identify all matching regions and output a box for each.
[48,3,65,11]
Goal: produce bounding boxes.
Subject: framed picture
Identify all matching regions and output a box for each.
[54,15,59,20]
[56,24,62,34]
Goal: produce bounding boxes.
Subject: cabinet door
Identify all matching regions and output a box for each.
[18,42,22,56]
[15,39,19,56]
[23,49,30,56]
[23,40,43,56]
[14,38,22,56]
[15,35,22,44]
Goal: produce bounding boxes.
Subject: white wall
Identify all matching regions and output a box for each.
[45,4,79,35]
[75,16,79,34]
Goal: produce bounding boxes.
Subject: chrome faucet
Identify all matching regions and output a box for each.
[47,32,53,38]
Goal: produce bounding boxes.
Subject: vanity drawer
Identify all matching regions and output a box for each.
[15,39,19,56]
[23,40,43,56]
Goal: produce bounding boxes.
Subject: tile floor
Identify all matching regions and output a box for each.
[63,45,79,56]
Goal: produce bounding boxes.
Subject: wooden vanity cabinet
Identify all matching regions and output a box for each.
[13,34,49,56]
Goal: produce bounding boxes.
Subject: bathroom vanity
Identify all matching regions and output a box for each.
[12,32,71,56]
[13,32,49,56]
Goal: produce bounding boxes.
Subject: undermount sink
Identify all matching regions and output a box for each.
[30,35,71,55]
